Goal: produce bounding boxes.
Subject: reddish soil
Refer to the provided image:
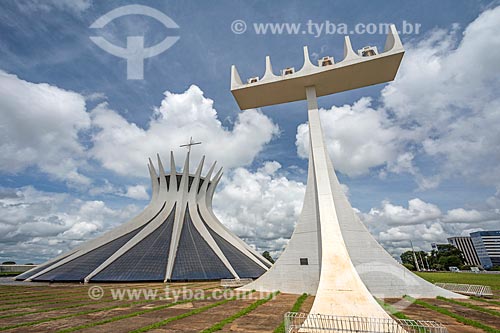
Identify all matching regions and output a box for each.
[216,292,299,333]
[385,298,485,333]
[2,283,497,333]
[299,295,315,313]
[138,296,259,333]
[425,298,500,330]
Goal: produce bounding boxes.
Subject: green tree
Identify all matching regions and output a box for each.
[403,263,415,271]
[438,255,463,269]
[262,251,275,264]
[428,245,465,270]
[400,251,415,266]
[401,250,431,270]
[2,261,16,265]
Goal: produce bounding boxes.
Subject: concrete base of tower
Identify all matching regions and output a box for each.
[240,87,466,302]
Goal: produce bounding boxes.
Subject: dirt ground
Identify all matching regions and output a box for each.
[385,298,489,333]
[0,281,498,332]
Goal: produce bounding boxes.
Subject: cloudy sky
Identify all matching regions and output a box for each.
[1,0,499,264]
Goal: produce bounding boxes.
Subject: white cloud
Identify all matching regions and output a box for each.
[0,71,91,185]
[213,161,305,256]
[122,185,149,200]
[295,6,500,190]
[87,180,150,201]
[296,97,403,177]
[0,186,139,263]
[61,221,99,239]
[364,198,442,226]
[90,85,279,176]
[0,76,278,189]
[379,223,446,244]
[381,6,500,188]
[442,208,483,223]
[360,195,500,257]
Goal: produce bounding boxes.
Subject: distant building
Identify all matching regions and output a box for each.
[470,231,500,269]
[447,236,481,266]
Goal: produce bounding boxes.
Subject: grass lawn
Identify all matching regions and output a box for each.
[0,272,22,276]
[416,272,500,290]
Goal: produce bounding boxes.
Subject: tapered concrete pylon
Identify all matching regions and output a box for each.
[305,86,390,317]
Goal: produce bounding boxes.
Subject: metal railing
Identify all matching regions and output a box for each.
[220,278,253,288]
[435,282,493,297]
[284,312,448,333]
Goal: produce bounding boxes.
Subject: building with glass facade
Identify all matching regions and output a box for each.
[447,236,481,266]
[470,230,500,269]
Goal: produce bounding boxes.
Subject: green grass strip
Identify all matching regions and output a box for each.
[0,287,170,310]
[0,290,85,302]
[0,286,103,300]
[54,285,221,333]
[0,296,96,311]
[0,282,185,299]
[0,272,23,276]
[0,302,102,319]
[437,296,500,317]
[0,303,129,331]
[0,282,207,309]
[201,291,280,333]
[471,297,500,306]
[375,298,410,320]
[128,290,255,333]
[0,295,71,306]
[274,293,308,333]
[57,292,219,333]
[0,285,216,332]
[0,283,174,300]
[404,296,500,333]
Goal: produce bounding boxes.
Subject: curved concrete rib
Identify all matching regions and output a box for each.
[262,56,278,81]
[231,65,243,90]
[180,156,239,277]
[384,24,403,52]
[198,163,270,270]
[83,200,173,282]
[340,36,360,63]
[148,158,159,202]
[188,203,239,278]
[165,152,191,280]
[26,188,164,281]
[26,158,168,281]
[169,151,177,193]
[300,46,317,72]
